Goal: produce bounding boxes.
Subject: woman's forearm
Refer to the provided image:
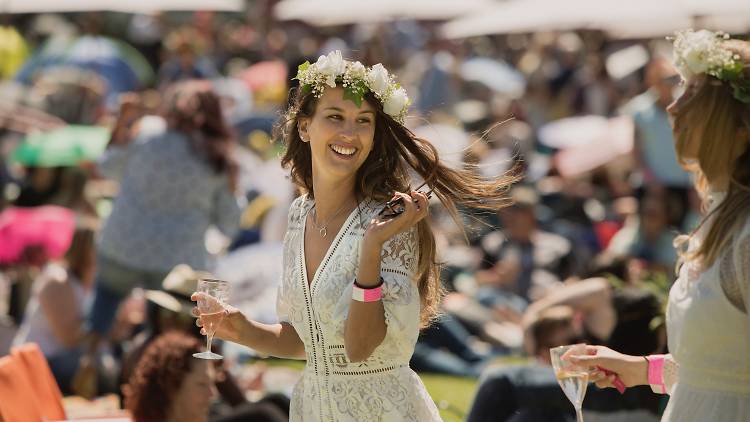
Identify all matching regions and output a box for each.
[344,239,387,362]
[238,319,306,360]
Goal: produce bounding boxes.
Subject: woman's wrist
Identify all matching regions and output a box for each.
[633,355,650,386]
[357,240,383,287]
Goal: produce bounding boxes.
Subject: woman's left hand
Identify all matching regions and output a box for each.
[364,191,429,247]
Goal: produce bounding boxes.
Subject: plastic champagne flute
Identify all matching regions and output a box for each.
[193,279,230,360]
[550,343,589,422]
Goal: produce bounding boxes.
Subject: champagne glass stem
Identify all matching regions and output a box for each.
[206,332,214,354]
[575,407,584,422]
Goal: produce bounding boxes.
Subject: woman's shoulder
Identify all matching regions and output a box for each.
[287,194,312,225]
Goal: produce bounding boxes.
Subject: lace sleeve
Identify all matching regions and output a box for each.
[379,228,421,346]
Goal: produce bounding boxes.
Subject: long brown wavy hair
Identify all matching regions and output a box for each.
[277,87,519,327]
[123,332,202,422]
[163,80,236,177]
[673,39,750,270]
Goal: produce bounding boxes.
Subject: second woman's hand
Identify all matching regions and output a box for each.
[565,345,649,389]
[191,293,247,344]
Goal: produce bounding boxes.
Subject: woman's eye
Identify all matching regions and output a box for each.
[358,118,372,124]
[328,115,342,121]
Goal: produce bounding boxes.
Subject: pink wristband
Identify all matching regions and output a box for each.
[646,355,667,394]
[352,283,383,302]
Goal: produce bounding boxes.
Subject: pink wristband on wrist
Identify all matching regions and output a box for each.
[646,354,667,394]
[352,281,383,302]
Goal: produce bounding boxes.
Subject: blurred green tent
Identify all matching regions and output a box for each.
[12,125,111,167]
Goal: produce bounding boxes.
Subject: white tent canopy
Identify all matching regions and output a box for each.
[274,0,494,26]
[0,0,243,13]
[440,0,750,39]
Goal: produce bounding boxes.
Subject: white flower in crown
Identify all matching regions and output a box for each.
[384,87,409,116]
[672,29,735,80]
[294,51,411,122]
[314,50,346,87]
[348,61,366,79]
[367,63,391,97]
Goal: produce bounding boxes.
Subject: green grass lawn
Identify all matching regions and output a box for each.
[421,373,478,421]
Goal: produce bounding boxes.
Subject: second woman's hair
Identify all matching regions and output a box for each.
[673,39,750,269]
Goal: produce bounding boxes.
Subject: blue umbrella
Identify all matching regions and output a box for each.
[16,35,154,101]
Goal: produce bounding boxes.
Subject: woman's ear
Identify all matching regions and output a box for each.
[298,118,310,143]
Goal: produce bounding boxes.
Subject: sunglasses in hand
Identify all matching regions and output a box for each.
[378,182,433,220]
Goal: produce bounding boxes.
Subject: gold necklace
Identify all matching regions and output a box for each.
[311,201,353,237]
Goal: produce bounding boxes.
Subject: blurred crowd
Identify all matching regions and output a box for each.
[0,7,732,422]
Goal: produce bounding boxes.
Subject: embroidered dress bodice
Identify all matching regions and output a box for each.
[277,195,442,421]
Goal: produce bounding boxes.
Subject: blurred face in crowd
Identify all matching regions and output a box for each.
[298,87,376,185]
[168,360,216,422]
[647,58,681,107]
[640,196,668,241]
[500,205,537,243]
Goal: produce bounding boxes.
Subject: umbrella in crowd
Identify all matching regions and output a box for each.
[15,35,153,101]
[0,206,75,264]
[539,115,634,177]
[441,0,750,39]
[274,0,493,26]
[0,0,243,13]
[459,57,526,98]
[12,125,111,167]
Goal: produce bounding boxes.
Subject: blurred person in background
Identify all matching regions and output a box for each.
[124,331,217,422]
[120,264,288,421]
[569,31,750,422]
[12,220,114,395]
[158,28,219,89]
[469,280,664,422]
[622,57,692,227]
[477,186,574,308]
[74,81,242,398]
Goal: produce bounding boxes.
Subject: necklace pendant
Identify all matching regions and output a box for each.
[319,227,327,237]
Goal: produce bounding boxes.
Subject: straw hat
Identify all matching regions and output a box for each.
[144,264,212,315]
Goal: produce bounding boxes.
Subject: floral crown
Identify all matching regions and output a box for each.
[672,29,750,104]
[294,50,410,123]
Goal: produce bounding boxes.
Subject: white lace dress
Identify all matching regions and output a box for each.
[660,192,750,422]
[277,195,442,422]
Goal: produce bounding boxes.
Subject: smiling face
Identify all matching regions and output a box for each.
[297,87,377,186]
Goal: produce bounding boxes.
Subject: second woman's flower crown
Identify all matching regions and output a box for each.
[294,50,410,123]
[672,29,750,104]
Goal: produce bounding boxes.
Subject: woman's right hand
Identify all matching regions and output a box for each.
[565,344,649,389]
[191,293,247,344]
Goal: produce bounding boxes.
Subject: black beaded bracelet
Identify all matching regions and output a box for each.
[354,277,384,289]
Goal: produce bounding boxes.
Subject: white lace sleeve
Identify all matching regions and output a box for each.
[379,228,421,345]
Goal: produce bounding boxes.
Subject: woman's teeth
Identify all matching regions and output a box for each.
[330,145,356,156]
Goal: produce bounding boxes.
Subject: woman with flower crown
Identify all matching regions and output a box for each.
[567,30,750,421]
[192,50,516,421]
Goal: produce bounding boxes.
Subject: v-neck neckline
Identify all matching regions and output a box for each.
[300,198,363,295]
